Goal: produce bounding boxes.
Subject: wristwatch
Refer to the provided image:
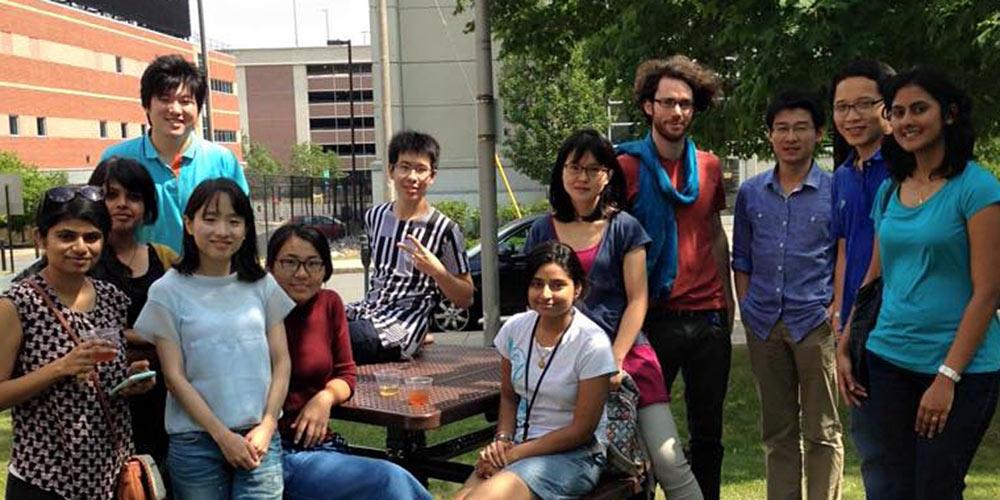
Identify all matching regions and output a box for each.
[937,364,962,383]
[493,432,513,443]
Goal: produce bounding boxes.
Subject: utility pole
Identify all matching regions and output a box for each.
[196,0,213,138]
[329,40,359,225]
[377,0,394,201]
[292,0,300,46]
[474,0,499,343]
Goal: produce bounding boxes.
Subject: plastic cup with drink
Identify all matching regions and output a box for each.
[79,327,119,363]
[375,369,402,397]
[405,376,433,407]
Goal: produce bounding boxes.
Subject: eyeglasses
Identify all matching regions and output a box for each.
[883,101,932,121]
[45,186,104,204]
[275,257,325,275]
[564,163,609,179]
[393,162,434,179]
[652,97,694,112]
[771,124,815,137]
[833,98,883,116]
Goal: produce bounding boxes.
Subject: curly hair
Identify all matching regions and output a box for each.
[634,55,722,121]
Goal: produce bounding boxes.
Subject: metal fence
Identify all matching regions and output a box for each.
[247,170,372,241]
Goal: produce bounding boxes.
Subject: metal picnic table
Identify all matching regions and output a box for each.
[331,344,501,484]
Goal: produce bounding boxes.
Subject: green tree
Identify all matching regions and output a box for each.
[289,142,341,178]
[241,136,282,176]
[461,0,1000,158]
[0,151,67,232]
[500,46,610,182]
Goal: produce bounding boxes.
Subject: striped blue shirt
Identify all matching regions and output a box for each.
[732,163,834,341]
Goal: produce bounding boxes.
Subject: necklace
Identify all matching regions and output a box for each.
[536,343,555,369]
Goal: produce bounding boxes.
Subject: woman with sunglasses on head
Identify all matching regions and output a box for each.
[525,129,703,499]
[0,186,154,499]
[133,179,294,498]
[838,68,1000,498]
[265,224,431,500]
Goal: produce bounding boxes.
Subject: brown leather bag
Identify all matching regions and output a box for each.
[28,279,166,500]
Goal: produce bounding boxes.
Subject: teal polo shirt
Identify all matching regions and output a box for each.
[101,134,250,254]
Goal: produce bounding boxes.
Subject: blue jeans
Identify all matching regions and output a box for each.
[852,350,1000,500]
[168,430,283,500]
[282,439,431,500]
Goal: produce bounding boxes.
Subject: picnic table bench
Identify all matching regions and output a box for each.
[332,343,651,499]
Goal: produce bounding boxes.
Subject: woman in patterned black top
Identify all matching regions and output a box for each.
[0,186,155,499]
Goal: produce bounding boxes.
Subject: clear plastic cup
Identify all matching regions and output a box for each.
[405,376,433,407]
[375,369,402,397]
[79,327,119,363]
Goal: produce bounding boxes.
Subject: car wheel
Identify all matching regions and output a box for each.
[433,299,472,332]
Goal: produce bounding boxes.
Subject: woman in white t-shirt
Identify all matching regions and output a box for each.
[134,179,295,499]
[456,241,617,500]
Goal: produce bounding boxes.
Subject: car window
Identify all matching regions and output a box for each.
[500,222,531,255]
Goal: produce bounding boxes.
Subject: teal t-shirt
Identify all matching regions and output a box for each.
[101,134,249,254]
[868,162,1000,374]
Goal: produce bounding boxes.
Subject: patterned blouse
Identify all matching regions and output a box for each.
[3,275,133,499]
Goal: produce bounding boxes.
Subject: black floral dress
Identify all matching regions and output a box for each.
[3,276,133,499]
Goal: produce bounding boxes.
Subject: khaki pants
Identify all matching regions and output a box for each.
[746,320,843,500]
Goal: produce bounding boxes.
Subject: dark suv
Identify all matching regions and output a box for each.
[431,214,543,332]
[288,215,345,241]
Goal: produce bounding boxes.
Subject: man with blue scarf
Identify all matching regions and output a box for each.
[617,56,734,500]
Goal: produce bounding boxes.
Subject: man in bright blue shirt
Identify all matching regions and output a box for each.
[102,55,248,253]
[828,60,894,332]
[732,91,841,500]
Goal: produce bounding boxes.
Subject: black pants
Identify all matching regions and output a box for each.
[644,308,731,500]
[6,475,66,500]
[348,318,402,365]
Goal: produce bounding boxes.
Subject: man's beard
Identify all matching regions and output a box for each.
[653,119,689,143]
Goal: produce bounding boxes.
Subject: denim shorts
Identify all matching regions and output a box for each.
[168,429,283,499]
[504,439,606,500]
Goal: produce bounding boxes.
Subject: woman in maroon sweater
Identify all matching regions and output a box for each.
[267,224,431,500]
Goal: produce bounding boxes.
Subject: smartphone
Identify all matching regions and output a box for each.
[110,370,156,396]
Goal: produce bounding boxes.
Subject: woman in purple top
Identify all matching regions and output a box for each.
[526,129,703,499]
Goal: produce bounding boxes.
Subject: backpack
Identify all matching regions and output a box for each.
[605,373,648,477]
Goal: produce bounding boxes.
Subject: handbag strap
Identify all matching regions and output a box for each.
[26,278,126,451]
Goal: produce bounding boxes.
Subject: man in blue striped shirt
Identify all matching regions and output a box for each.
[732,91,842,500]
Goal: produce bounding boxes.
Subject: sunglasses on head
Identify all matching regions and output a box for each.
[45,186,104,204]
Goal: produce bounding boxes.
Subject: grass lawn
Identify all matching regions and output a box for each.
[0,345,997,498]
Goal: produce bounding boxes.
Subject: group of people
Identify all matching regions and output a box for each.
[0,51,996,500]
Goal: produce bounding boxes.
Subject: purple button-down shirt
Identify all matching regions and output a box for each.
[732,163,834,341]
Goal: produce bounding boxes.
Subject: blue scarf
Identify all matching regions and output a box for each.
[616,132,700,300]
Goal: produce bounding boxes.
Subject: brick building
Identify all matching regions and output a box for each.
[0,0,241,181]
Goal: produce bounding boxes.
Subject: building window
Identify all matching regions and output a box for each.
[326,143,376,156]
[120,122,128,138]
[115,56,123,74]
[201,115,210,140]
[309,117,375,130]
[8,115,19,136]
[36,117,46,136]
[213,130,237,143]
[307,90,374,103]
[210,79,234,94]
[99,121,108,138]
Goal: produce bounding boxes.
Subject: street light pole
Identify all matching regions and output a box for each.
[196,0,213,138]
[328,39,358,225]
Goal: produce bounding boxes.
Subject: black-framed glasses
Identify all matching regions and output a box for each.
[564,163,609,179]
[275,257,325,275]
[45,186,104,204]
[652,97,695,112]
[833,98,883,115]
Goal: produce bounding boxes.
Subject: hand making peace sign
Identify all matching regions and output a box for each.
[397,234,447,278]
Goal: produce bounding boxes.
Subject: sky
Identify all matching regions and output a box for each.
[188,0,371,49]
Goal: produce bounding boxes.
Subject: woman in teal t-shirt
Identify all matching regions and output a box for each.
[838,67,1000,499]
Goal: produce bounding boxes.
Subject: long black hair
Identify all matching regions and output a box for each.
[549,129,625,223]
[88,156,158,225]
[880,67,975,182]
[174,178,265,282]
[524,241,588,300]
[36,187,111,239]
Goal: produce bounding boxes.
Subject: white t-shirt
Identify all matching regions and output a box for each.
[134,269,295,434]
[494,309,617,443]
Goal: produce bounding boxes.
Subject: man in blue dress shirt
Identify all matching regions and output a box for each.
[102,55,248,254]
[732,91,842,500]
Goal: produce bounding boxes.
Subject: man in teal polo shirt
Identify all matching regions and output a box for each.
[102,54,249,253]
